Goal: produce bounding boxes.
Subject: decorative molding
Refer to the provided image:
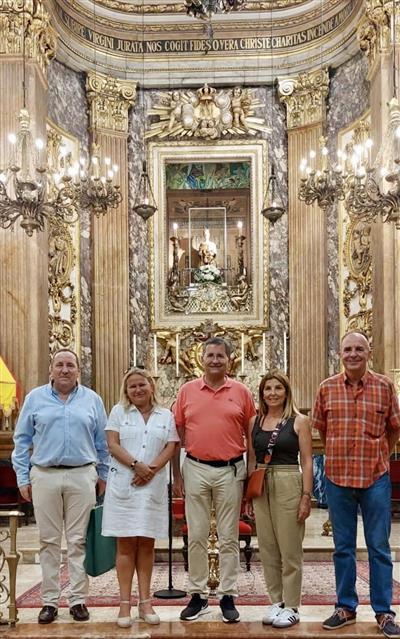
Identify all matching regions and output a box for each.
[357,0,400,66]
[86,71,137,133]
[93,0,307,11]
[146,85,270,140]
[46,123,80,360]
[278,68,329,129]
[0,0,57,74]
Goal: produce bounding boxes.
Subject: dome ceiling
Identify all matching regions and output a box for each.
[49,0,364,87]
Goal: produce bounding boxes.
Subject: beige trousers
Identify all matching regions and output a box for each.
[30,465,97,607]
[253,465,305,608]
[183,456,246,598]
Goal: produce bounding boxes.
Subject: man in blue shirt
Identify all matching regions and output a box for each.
[12,349,109,624]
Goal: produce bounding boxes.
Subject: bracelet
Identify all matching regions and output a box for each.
[302,491,312,498]
[130,460,137,470]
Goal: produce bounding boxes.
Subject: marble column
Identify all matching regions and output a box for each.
[0,3,56,395]
[357,5,400,374]
[278,70,329,409]
[86,72,136,410]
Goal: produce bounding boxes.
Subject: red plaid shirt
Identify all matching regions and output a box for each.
[312,370,400,488]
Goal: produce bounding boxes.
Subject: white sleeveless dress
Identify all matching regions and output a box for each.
[102,404,179,539]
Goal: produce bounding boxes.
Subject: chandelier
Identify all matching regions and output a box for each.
[0,109,78,236]
[299,136,347,211]
[261,164,285,224]
[185,0,244,20]
[133,160,157,221]
[74,142,122,217]
[0,8,78,237]
[345,98,400,229]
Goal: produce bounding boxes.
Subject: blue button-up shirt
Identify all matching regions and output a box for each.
[12,383,109,486]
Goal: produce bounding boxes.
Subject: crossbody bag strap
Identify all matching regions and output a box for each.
[264,419,288,464]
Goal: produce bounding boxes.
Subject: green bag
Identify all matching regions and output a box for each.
[84,505,117,577]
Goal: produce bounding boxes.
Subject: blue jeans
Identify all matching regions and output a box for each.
[326,473,394,615]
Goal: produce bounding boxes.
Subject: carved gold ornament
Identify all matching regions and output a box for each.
[0,0,56,73]
[278,69,329,129]
[86,72,137,134]
[358,0,399,65]
[146,85,270,140]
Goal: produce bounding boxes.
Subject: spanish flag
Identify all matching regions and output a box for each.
[0,357,20,416]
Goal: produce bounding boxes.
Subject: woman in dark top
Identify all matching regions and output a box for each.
[247,370,313,628]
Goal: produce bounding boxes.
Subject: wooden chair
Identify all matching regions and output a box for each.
[172,498,254,571]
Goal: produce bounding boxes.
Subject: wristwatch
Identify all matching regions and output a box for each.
[130,460,137,471]
[302,491,312,498]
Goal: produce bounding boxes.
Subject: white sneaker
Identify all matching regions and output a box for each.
[262,602,284,625]
[272,607,300,628]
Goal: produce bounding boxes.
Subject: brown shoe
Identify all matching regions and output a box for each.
[69,603,90,621]
[38,605,58,624]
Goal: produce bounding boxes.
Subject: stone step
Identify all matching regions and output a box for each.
[0,621,384,639]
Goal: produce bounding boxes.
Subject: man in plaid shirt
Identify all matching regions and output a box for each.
[312,331,400,638]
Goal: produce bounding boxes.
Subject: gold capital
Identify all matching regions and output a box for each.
[358,0,400,66]
[278,69,329,129]
[0,0,57,74]
[86,72,137,134]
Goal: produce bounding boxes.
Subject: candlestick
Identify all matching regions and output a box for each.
[241,333,245,375]
[262,332,266,375]
[153,333,158,376]
[283,331,287,375]
[176,333,180,377]
[133,334,137,367]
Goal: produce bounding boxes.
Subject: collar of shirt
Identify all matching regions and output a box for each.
[200,375,232,391]
[342,369,370,389]
[49,382,79,400]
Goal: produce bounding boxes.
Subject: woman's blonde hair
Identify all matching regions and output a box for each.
[119,367,160,409]
[258,369,300,420]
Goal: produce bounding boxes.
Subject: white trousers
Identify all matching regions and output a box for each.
[30,464,97,607]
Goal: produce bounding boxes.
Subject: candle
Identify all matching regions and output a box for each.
[262,332,266,374]
[283,331,287,375]
[133,334,137,367]
[237,220,243,232]
[173,222,178,237]
[153,333,158,376]
[241,333,245,375]
[176,333,180,377]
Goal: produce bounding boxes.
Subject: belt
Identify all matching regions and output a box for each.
[186,453,243,467]
[46,462,94,469]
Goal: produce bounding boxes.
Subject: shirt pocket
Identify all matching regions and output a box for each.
[152,422,168,443]
[363,409,386,438]
[119,423,139,443]
[108,465,132,500]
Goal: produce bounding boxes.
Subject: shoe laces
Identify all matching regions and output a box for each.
[379,614,396,630]
[334,608,350,620]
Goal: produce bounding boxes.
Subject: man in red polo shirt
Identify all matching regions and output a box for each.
[173,337,256,623]
[312,331,400,638]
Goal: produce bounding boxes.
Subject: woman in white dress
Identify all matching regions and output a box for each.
[102,367,180,628]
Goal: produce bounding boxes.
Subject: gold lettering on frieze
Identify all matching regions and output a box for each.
[56,1,356,56]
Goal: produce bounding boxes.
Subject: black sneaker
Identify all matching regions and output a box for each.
[220,595,240,623]
[377,614,400,637]
[180,594,209,621]
[322,608,356,630]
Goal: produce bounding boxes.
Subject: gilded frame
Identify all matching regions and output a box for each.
[148,139,268,329]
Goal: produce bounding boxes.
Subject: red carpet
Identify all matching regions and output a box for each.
[16,562,400,608]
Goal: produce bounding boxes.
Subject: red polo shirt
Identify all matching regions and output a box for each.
[173,376,256,461]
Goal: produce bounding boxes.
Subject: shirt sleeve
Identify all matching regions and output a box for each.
[11,392,35,487]
[93,395,110,481]
[311,385,327,433]
[167,411,180,443]
[386,381,400,431]
[105,405,122,432]
[173,387,185,430]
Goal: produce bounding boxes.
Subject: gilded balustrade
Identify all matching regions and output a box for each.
[0,512,22,627]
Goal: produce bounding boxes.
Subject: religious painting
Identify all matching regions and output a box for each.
[148,140,268,328]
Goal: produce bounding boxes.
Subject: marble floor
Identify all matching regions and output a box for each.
[1,510,399,637]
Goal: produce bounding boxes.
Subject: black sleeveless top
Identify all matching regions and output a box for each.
[252,416,299,466]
